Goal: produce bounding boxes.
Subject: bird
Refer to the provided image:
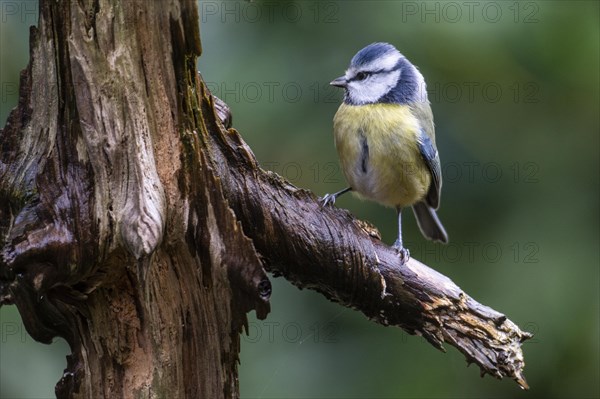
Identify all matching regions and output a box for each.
[321,42,448,263]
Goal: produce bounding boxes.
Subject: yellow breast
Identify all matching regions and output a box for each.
[333,103,431,208]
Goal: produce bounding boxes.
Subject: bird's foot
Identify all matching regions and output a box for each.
[320,193,337,207]
[392,240,410,265]
[321,187,351,207]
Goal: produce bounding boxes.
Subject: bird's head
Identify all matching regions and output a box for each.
[331,42,426,105]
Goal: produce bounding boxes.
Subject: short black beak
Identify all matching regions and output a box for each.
[330,76,347,88]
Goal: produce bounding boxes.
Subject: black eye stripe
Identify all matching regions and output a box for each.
[350,67,398,82]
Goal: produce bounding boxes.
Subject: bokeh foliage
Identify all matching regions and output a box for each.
[1,1,598,398]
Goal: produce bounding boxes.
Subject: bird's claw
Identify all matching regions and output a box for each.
[320,193,336,207]
[397,248,410,264]
[392,241,410,265]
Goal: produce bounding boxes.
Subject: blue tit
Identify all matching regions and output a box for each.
[322,42,448,262]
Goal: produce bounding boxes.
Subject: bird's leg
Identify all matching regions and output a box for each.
[392,207,410,264]
[321,187,352,207]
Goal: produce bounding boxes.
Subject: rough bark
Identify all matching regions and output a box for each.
[0,0,530,398]
[200,86,531,390]
[0,1,269,398]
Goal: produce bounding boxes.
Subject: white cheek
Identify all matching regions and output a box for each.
[414,69,428,102]
[348,70,401,104]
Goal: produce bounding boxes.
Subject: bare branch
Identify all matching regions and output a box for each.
[197,85,532,389]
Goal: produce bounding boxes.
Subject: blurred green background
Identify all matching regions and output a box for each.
[1,1,599,398]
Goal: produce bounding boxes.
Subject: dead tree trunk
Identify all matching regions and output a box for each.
[0,0,269,397]
[0,1,530,398]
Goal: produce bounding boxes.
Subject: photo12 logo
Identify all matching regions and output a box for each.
[257,161,540,185]
[400,1,540,24]
[1,321,30,343]
[204,80,344,104]
[1,1,38,24]
[428,81,541,104]
[406,240,541,265]
[203,80,541,105]
[1,82,19,104]
[243,321,340,344]
[200,1,340,24]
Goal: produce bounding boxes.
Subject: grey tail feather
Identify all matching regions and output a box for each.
[412,202,449,244]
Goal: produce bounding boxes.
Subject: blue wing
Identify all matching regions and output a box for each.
[417,131,442,209]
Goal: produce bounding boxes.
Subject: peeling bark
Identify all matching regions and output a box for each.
[0,1,268,398]
[0,0,530,398]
